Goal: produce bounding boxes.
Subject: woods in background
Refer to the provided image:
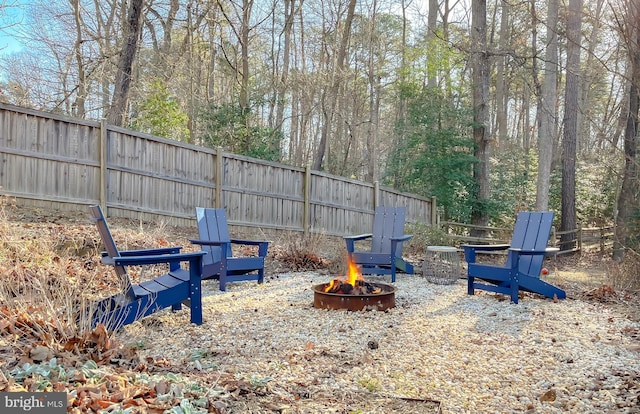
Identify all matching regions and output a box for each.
[0,0,639,260]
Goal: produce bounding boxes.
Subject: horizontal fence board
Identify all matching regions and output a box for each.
[0,146,101,167]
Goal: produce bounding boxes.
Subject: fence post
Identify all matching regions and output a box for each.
[577,224,582,252]
[99,120,108,213]
[215,147,223,208]
[431,196,437,226]
[600,227,605,253]
[304,165,311,235]
[373,181,379,208]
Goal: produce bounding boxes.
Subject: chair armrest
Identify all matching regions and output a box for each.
[345,234,373,254]
[121,246,183,256]
[509,247,558,256]
[461,243,511,251]
[229,238,270,246]
[101,246,183,257]
[190,239,227,247]
[462,243,510,263]
[344,233,373,241]
[390,234,412,242]
[110,251,206,267]
[230,239,270,257]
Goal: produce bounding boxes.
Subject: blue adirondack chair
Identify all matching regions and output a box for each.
[87,205,206,330]
[191,208,269,291]
[344,206,414,283]
[462,211,566,304]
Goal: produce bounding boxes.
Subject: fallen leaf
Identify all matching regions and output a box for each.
[155,381,169,395]
[30,345,53,362]
[540,389,556,402]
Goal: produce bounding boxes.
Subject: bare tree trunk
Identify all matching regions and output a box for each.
[70,0,86,118]
[365,0,379,183]
[560,0,583,251]
[471,0,490,234]
[295,5,308,166]
[426,0,438,88]
[92,0,119,119]
[108,0,144,126]
[535,0,558,211]
[392,0,409,187]
[240,0,252,113]
[614,0,640,261]
[312,0,357,171]
[441,0,453,98]
[494,0,509,149]
[578,0,604,155]
[612,63,632,151]
[274,0,295,158]
[207,8,218,102]
[216,0,254,152]
[523,79,531,152]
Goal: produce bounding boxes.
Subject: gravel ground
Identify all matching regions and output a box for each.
[117,272,640,413]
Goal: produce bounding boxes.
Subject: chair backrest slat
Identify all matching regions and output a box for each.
[506,211,554,275]
[371,206,406,256]
[196,208,232,266]
[89,205,136,301]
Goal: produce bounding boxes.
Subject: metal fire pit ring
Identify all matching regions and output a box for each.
[312,282,396,311]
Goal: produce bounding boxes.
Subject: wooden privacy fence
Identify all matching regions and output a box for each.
[442,221,615,254]
[0,103,436,236]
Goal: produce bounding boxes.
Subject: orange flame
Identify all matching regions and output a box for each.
[346,254,363,286]
[324,255,364,292]
[324,279,336,292]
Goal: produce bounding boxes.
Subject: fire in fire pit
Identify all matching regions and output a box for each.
[313,255,396,311]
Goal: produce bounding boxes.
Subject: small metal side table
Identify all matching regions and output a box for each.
[423,246,461,285]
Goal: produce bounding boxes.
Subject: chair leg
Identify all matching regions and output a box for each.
[390,257,396,283]
[257,269,264,284]
[510,274,519,304]
[468,276,475,295]
[189,259,203,325]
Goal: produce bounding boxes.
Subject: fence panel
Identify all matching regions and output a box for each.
[222,153,306,231]
[309,172,375,236]
[379,187,435,226]
[0,103,435,234]
[105,127,216,223]
[0,106,101,210]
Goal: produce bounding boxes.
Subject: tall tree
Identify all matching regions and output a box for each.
[494,0,509,148]
[107,0,144,126]
[614,0,640,261]
[535,0,558,211]
[560,0,583,250]
[69,0,86,118]
[215,0,255,113]
[365,0,379,183]
[272,0,296,158]
[426,0,439,89]
[312,0,357,171]
[470,0,491,233]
